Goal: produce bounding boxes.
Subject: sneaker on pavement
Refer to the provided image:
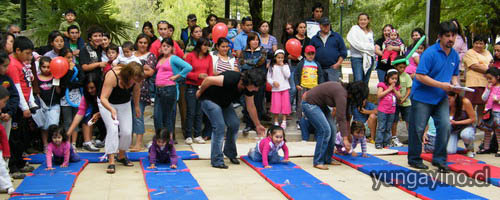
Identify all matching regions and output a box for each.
[375,144,383,149]
[466,151,475,158]
[20,165,34,173]
[194,136,206,144]
[83,143,100,152]
[296,122,301,130]
[94,139,105,148]
[10,172,25,179]
[391,136,403,147]
[7,187,14,195]
[280,121,287,129]
[185,137,193,145]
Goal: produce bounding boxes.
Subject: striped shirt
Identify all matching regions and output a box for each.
[335,131,367,154]
[216,57,238,73]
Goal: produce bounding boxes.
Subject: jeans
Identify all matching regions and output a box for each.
[300,117,317,141]
[185,85,202,138]
[302,101,336,165]
[289,65,297,110]
[131,100,146,134]
[154,86,177,133]
[376,111,395,146]
[201,100,240,166]
[447,126,475,154]
[408,98,450,165]
[61,106,79,132]
[248,143,281,164]
[323,68,341,82]
[351,57,373,84]
[376,69,386,83]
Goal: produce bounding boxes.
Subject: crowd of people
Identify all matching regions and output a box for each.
[0,2,499,193]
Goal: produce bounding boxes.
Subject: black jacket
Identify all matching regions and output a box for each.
[0,75,20,117]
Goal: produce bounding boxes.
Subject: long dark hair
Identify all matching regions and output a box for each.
[281,22,294,45]
[154,128,173,151]
[245,32,260,51]
[450,19,465,40]
[47,30,64,50]
[0,33,14,53]
[193,37,210,57]
[447,91,463,120]
[142,21,155,35]
[344,81,369,112]
[157,37,174,60]
[83,72,102,111]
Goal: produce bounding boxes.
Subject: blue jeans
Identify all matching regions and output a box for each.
[185,85,202,138]
[376,69,386,83]
[131,100,146,134]
[447,126,475,153]
[302,101,336,165]
[300,117,317,141]
[201,100,240,166]
[323,68,341,82]
[351,57,373,84]
[248,143,281,164]
[289,65,297,110]
[376,111,395,146]
[154,86,177,133]
[408,98,450,165]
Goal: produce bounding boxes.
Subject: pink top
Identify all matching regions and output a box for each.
[155,57,176,86]
[485,86,500,112]
[76,96,88,116]
[46,141,71,168]
[377,82,400,114]
[257,137,289,167]
[405,53,419,75]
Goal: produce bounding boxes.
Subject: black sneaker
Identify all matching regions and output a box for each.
[242,127,254,136]
[10,172,25,179]
[409,162,429,170]
[432,162,450,173]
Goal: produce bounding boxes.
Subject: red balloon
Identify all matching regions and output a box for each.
[286,39,302,58]
[212,23,228,43]
[49,56,69,79]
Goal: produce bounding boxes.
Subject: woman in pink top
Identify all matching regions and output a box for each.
[248,126,289,168]
[451,19,468,70]
[45,125,80,170]
[66,73,103,151]
[153,38,192,141]
[375,69,401,149]
[478,68,500,156]
[184,37,213,145]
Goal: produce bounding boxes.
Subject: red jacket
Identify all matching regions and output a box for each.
[185,52,213,86]
[0,124,10,158]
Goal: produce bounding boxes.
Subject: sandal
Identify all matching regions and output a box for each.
[106,164,115,174]
[117,157,134,167]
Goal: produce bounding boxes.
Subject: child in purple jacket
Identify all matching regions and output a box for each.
[148,128,178,169]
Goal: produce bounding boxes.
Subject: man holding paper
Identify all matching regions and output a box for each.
[407,21,461,173]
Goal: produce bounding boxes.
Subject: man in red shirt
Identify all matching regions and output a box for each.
[6,36,36,179]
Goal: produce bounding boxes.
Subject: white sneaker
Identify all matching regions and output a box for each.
[7,187,14,195]
[296,123,301,130]
[391,136,403,147]
[194,136,206,144]
[185,137,193,145]
[466,151,475,158]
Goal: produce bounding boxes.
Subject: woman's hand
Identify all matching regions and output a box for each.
[199,73,208,80]
[264,165,272,168]
[170,164,177,169]
[135,106,141,118]
[111,108,117,120]
[196,90,201,99]
[343,136,352,153]
[148,164,156,169]
[45,167,55,171]
[273,81,280,88]
[169,74,180,81]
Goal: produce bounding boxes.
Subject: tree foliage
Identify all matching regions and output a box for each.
[23,0,131,46]
[0,1,20,32]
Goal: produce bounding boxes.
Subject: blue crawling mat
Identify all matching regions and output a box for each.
[332,154,486,200]
[139,158,208,200]
[389,146,466,155]
[241,156,349,200]
[9,194,68,200]
[26,151,199,164]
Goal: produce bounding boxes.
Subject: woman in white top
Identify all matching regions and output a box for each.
[347,13,375,84]
[210,37,239,75]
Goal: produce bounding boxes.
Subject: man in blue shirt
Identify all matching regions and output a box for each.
[407,21,460,173]
[233,16,255,58]
[310,17,347,82]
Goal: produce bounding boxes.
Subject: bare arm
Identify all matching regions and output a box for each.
[469,63,488,73]
[132,82,141,110]
[377,87,393,99]
[393,88,402,99]
[67,114,84,135]
[82,62,105,72]
[375,44,383,57]
[100,72,117,119]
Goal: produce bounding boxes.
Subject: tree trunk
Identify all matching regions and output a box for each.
[248,0,263,31]
[271,0,329,48]
[426,0,440,46]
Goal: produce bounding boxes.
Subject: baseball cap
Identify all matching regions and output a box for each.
[305,45,316,53]
[187,14,197,21]
[319,17,330,25]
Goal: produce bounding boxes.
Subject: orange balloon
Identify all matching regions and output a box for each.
[212,23,228,43]
[285,39,302,58]
[49,56,69,79]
